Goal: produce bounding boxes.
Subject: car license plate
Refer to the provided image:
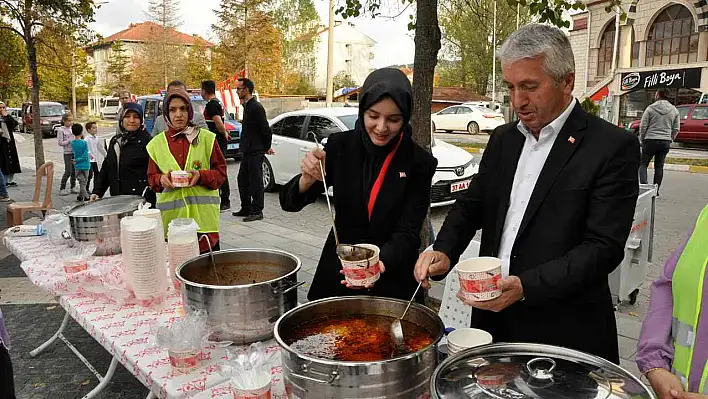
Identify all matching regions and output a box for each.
[450,179,471,193]
[227,143,238,150]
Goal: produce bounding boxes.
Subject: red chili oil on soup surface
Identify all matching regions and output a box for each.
[286,314,435,361]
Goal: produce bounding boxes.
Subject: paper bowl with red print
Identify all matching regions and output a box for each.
[339,244,381,287]
[170,170,191,187]
[455,257,502,301]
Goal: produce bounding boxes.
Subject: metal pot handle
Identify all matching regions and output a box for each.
[526,357,556,380]
[291,363,339,385]
[272,281,305,295]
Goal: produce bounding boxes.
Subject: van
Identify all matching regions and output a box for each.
[101,97,120,119]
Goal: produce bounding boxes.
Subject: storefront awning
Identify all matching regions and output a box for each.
[590,86,609,102]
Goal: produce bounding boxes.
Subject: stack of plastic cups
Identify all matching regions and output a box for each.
[167,218,200,289]
[121,216,168,306]
[133,207,167,286]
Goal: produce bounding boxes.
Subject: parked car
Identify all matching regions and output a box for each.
[100,97,120,119]
[262,107,479,207]
[137,94,241,160]
[21,101,66,137]
[675,104,708,144]
[7,107,22,131]
[432,104,505,134]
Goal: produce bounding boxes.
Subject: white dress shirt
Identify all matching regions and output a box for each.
[498,99,577,277]
[85,135,107,168]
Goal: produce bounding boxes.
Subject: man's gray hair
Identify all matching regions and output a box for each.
[498,24,575,82]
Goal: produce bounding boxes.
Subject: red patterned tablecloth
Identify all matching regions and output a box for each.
[7,235,287,398]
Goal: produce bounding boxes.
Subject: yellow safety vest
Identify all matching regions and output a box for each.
[671,205,708,392]
[146,129,220,236]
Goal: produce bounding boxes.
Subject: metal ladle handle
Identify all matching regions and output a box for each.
[198,235,220,285]
[310,133,340,247]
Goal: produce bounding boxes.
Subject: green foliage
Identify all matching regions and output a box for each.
[0,26,27,101]
[333,71,358,90]
[106,40,131,92]
[186,45,213,89]
[35,28,94,103]
[581,97,599,116]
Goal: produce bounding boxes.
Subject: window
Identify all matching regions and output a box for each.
[271,119,285,136]
[646,5,698,66]
[439,107,458,115]
[678,106,690,120]
[457,107,473,114]
[145,101,157,121]
[280,116,306,139]
[692,107,708,120]
[337,115,357,130]
[597,22,617,78]
[308,116,341,140]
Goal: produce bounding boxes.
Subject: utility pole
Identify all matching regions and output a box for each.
[244,5,249,76]
[325,0,335,107]
[516,3,520,29]
[491,0,497,102]
[71,48,77,116]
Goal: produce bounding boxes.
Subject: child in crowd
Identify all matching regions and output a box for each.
[70,123,90,202]
[84,121,107,193]
[57,113,77,195]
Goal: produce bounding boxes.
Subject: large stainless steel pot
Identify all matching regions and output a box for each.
[177,248,302,344]
[431,342,656,398]
[66,195,145,256]
[274,296,445,398]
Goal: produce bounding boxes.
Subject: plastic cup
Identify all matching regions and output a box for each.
[455,257,502,301]
[63,259,88,274]
[339,244,380,287]
[232,371,272,399]
[171,170,191,187]
[447,328,492,354]
[168,348,201,372]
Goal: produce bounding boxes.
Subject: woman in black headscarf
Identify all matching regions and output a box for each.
[280,68,437,302]
[91,102,155,206]
[0,102,21,186]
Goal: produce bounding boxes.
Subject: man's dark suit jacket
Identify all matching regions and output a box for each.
[434,102,640,363]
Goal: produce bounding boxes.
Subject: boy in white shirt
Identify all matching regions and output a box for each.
[84,121,107,194]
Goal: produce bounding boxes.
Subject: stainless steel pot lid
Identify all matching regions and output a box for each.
[431,343,655,399]
[67,195,145,217]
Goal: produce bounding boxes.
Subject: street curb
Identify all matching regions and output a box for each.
[462,148,708,174]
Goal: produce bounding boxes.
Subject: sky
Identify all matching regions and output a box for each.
[90,0,416,68]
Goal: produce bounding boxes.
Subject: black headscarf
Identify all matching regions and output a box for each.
[356,68,413,197]
[117,102,147,147]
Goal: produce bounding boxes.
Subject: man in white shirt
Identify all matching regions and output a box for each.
[414,24,640,363]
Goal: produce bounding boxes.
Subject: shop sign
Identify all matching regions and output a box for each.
[620,68,702,92]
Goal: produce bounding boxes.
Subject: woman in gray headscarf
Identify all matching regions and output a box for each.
[0,102,21,186]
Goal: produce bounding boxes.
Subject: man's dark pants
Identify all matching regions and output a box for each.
[237,153,264,215]
[216,134,231,207]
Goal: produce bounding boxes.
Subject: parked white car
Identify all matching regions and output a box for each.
[262,108,479,207]
[432,104,505,134]
[100,97,120,119]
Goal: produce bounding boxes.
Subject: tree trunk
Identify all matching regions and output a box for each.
[411,0,442,253]
[26,34,45,169]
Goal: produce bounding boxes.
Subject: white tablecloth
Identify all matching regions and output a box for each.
[6,235,287,398]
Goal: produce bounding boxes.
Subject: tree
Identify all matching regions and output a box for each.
[105,40,131,92]
[333,71,357,90]
[146,0,182,88]
[0,0,95,168]
[35,26,93,104]
[0,25,26,102]
[438,0,532,93]
[212,0,283,94]
[271,0,320,92]
[185,44,212,88]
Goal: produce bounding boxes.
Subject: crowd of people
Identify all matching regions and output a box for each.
[0,22,706,399]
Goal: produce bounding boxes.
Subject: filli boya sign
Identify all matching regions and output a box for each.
[621,68,702,92]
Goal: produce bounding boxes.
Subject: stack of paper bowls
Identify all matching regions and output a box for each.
[133,207,167,280]
[447,328,493,355]
[121,216,168,305]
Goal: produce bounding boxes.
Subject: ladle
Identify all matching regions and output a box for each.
[199,235,220,285]
[308,133,376,261]
[390,281,422,354]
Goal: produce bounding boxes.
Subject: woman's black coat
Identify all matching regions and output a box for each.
[0,116,21,176]
[280,129,437,301]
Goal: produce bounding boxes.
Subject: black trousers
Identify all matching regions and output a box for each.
[0,345,16,399]
[216,135,230,207]
[237,153,264,214]
[86,162,99,193]
[639,139,671,189]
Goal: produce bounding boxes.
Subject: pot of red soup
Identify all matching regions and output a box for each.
[274,296,444,398]
[176,249,303,344]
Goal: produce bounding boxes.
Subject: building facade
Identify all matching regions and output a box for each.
[569,0,708,125]
[312,21,376,91]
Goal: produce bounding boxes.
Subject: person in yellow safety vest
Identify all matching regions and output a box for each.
[146,87,227,253]
[637,204,708,399]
